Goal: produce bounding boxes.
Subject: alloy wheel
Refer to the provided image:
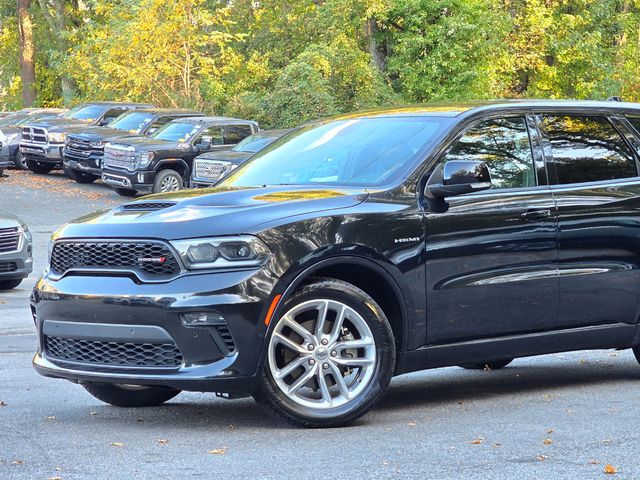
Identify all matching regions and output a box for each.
[268,299,377,410]
[160,175,181,192]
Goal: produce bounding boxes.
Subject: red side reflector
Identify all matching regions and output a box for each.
[264,294,282,326]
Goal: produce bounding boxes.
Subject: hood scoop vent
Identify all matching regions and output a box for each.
[121,202,177,211]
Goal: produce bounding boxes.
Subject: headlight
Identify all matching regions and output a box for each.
[90,140,105,148]
[48,132,66,143]
[171,235,270,270]
[133,151,154,170]
[47,238,54,263]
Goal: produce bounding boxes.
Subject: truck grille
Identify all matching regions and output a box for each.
[65,137,102,162]
[21,126,48,145]
[194,159,229,182]
[103,144,135,170]
[45,336,183,368]
[0,261,17,273]
[50,240,181,279]
[0,227,20,253]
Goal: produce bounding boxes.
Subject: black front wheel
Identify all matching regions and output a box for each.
[64,164,97,184]
[460,359,513,370]
[14,152,28,170]
[254,278,396,428]
[82,383,180,407]
[26,159,54,174]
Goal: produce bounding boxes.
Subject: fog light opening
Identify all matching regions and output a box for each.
[180,311,225,326]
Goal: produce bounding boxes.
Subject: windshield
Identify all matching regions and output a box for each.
[221,117,449,187]
[0,116,24,127]
[64,104,108,122]
[108,111,155,133]
[233,134,281,153]
[151,122,201,142]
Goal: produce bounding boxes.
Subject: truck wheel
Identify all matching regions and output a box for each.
[153,169,183,193]
[26,159,54,174]
[14,152,28,170]
[254,278,396,427]
[82,383,180,407]
[0,279,22,290]
[460,359,513,370]
[64,165,97,184]
[114,188,138,197]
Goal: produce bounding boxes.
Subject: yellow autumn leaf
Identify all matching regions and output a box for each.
[604,464,617,474]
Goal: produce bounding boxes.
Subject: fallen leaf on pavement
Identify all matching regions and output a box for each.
[45,416,55,420]
[11,460,23,465]
[208,448,226,455]
[47,476,62,480]
[537,455,548,461]
[604,464,617,474]
[590,460,600,465]
[0,401,6,407]
[543,438,553,445]
[469,437,484,445]
[157,439,169,445]
[407,421,417,427]
[547,429,554,434]
[110,442,125,447]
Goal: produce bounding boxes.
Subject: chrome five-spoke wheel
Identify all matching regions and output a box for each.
[268,299,376,409]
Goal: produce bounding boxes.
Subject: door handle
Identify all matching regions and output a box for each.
[520,209,552,221]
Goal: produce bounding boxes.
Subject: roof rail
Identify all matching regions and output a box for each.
[607,96,623,102]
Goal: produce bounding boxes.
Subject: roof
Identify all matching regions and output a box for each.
[75,101,155,107]
[252,129,292,137]
[126,108,204,116]
[173,116,258,125]
[333,99,640,120]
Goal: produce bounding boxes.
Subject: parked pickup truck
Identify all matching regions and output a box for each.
[101,116,258,196]
[20,101,154,174]
[190,129,291,188]
[63,109,204,184]
[0,109,68,171]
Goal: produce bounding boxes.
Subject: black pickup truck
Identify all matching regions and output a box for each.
[101,116,258,196]
[63,109,203,184]
[20,101,154,174]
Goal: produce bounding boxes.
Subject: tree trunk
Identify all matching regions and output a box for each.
[17,0,36,106]
[365,18,386,75]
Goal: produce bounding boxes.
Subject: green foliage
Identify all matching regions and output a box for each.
[1,0,640,122]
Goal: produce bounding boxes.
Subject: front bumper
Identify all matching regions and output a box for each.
[63,159,101,176]
[32,267,278,393]
[0,231,33,280]
[19,142,64,164]
[102,168,154,193]
[190,177,216,188]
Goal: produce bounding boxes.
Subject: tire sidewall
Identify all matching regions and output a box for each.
[259,279,395,426]
[153,169,183,193]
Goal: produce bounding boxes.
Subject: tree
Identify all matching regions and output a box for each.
[17,0,35,106]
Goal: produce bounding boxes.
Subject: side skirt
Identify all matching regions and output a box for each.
[396,323,640,375]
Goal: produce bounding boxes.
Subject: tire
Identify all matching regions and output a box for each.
[14,151,28,170]
[64,164,97,184]
[253,278,396,428]
[0,279,22,290]
[26,159,54,174]
[632,346,640,365]
[153,169,183,193]
[460,359,513,370]
[114,187,138,197]
[82,383,180,407]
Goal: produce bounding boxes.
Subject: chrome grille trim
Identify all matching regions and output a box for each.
[103,144,135,170]
[0,227,22,253]
[194,159,230,182]
[21,126,48,146]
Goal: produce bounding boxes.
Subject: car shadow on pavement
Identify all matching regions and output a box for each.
[377,358,640,412]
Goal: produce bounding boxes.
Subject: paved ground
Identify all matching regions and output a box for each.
[1,169,640,479]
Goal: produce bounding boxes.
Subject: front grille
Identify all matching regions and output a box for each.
[50,240,181,279]
[122,202,176,211]
[0,261,17,273]
[21,127,47,145]
[194,159,228,182]
[45,336,183,368]
[103,145,135,170]
[0,227,20,253]
[65,137,102,162]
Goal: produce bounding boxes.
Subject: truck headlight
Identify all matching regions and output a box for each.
[48,132,67,143]
[171,235,270,270]
[133,151,154,170]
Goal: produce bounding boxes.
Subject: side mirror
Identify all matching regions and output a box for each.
[98,119,110,126]
[428,160,492,198]
[196,136,213,149]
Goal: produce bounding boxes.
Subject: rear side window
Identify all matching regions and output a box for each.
[539,115,637,184]
[626,116,640,135]
[224,125,253,145]
[442,117,536,189]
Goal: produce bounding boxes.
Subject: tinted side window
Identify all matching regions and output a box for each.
[199,126,224,145]
[539,115,636,184]
[103,108,126,122]
[443,117,536,189]
[224,125,253,145]
[626,116,640,136]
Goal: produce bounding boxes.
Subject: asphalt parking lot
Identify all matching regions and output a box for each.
[1,170,640,479]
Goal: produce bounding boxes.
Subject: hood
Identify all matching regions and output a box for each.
[0,212,27,230]
[108,136,182,153]
[0,126,20,138]
[54,185,369,240]
[67,126,139,143]
[25,118,89,131]
[195,150,253,164]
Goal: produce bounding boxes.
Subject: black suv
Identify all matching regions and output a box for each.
[63,109,204,184]
[191,129,291,188]
[20,101,154,174]
[32,100,640,427]
[101,117,258,196]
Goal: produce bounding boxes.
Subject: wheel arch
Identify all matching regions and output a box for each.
[155,158,189,178]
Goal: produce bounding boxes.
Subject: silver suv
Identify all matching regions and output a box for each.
[0,213,32,290]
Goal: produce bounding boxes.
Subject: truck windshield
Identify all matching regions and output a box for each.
[221,117,450,188]
[151,122,201,143]
[109,111,155,133]
[64,105,108,122]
